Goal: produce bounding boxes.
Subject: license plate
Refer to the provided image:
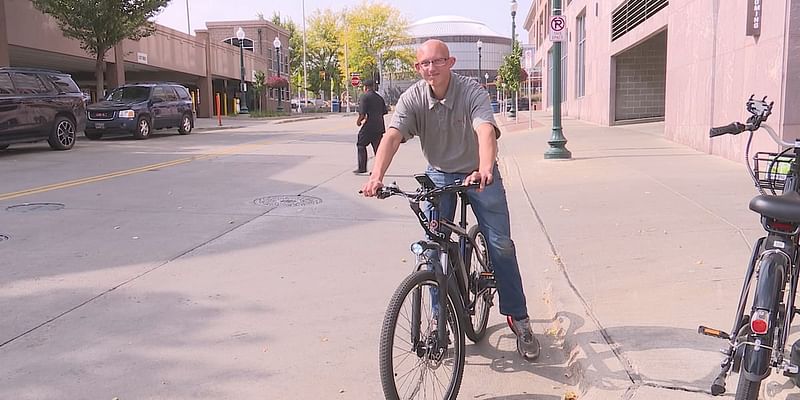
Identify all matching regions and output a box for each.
[94,123,104,129]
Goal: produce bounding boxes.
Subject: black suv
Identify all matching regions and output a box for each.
[85,82,194,140]
[0,67,86,151]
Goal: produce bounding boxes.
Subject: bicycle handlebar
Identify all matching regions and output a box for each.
[709,122,746,138]
[375,181,481,201]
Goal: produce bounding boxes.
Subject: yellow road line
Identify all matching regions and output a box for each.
[0,139,274,202]
[0,118,352,202]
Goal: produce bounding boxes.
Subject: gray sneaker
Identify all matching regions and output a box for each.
[508,316,540,361]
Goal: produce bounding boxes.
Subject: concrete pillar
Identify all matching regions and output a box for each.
[197,76,213,118]
[196,31,214,118]
[106,43,126,89]
[0,0,10,67]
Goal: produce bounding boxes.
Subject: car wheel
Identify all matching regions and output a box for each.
[178,114,192,135]
[47,116,76,150]
[84,130,103,140]
[133,116,151,140]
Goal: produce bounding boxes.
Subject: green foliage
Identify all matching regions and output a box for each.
[252,70,266,111]
[31,0,169,96]
[498,42,522,93]
[306,9,343,99]
[342,2,412,85]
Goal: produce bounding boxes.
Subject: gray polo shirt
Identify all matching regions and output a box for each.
[389,72,500,173]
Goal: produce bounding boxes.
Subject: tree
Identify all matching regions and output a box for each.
[32,0,170,100]
[498,42,523,93]
[305,9,344,100]
[252,70,266,111]
[342,2,412,90]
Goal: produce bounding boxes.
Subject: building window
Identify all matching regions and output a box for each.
[223,37,254,52]
[576,12,586,98]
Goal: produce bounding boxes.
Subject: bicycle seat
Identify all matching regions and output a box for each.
[749,191,800,222]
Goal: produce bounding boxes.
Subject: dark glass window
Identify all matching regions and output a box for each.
[0,73,13,95]
[11,73,50,95]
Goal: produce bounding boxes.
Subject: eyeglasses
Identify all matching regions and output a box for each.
[416,57,449,68]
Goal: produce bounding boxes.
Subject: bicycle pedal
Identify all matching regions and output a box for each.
[698,325,731,340]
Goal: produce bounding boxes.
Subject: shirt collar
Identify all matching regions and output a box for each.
[426,72,456,110]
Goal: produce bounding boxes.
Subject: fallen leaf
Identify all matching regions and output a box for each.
[564,390,578,400]
[321,337,329,342]
[339,389,345,394]
[696,260,704,265]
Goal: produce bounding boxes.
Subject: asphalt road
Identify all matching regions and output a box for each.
[0,116,572,399]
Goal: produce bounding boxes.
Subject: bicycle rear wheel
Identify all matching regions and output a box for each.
[379,270,465,400]
[464,225,493,343]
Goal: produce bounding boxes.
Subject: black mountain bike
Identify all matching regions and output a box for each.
[700,96,800,399]
[375,174,497,400]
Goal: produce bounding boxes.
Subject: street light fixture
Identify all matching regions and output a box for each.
[273,36,283,112]
[509,0,518,118]
[476,39,483,86]
[236,27,249,114]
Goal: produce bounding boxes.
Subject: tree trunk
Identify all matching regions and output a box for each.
[95,49,107,101]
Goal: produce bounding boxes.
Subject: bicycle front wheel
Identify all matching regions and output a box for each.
[379,270,465,400]
[464,225,493,343]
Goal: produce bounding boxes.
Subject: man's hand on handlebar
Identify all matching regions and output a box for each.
[465,169,493,192]
[361,179,384,197]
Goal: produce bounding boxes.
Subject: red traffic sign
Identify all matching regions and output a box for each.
[350,76,361,87]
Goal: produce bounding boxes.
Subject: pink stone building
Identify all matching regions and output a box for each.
[524,0,798,160]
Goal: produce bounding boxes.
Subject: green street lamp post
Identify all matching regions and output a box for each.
[477,39,483,85]
[274,36,283,112]
[236,27,249,114]
[509,0,518,118]
[545,0,572,159]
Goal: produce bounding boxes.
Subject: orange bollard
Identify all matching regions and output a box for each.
[216,93,222,126]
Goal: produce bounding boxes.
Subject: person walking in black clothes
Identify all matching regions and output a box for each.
[354,79,388,174]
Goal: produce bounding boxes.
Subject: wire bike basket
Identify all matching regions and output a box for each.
[753,151,794,193]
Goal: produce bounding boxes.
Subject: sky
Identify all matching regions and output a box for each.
[153,0,534,42]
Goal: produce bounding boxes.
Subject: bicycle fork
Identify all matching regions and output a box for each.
[410,244,451,359]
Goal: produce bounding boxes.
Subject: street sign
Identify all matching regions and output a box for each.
[523,46,535,72]
[351,75,361,87]
[549,15,566,42]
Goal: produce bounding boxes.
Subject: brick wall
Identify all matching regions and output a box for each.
[614,31,667,121]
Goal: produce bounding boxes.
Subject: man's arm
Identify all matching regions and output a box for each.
[360,128,404,196]
[467,122,498,191]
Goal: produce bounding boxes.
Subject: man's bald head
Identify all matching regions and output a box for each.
[416,39,450,61]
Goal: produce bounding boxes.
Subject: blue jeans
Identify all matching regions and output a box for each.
[423,164,529,320]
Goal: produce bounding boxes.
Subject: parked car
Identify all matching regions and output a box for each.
[85,82,194,140]
[0,67,86,151]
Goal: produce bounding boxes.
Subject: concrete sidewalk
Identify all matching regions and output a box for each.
[192,112,355,132]
[494,111,798,399]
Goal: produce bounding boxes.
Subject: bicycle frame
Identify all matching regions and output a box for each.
[403,185,489,351]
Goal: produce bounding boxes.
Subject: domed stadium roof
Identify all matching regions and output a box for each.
[408,15,506,39]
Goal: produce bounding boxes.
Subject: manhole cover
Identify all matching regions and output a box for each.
[0,235,8,242]
[6,202,65,213]
[254,195,322,208]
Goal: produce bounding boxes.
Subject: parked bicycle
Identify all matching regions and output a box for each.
[373,174,497,400]
[699,96,800,399]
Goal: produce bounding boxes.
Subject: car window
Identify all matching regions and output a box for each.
[0,73,13,95]
[107,86,151,101]
[48,74,80,93]
[11,73,50,95]
[163,87,179,101]
[174,86,191,100]
[151,86,167,101]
